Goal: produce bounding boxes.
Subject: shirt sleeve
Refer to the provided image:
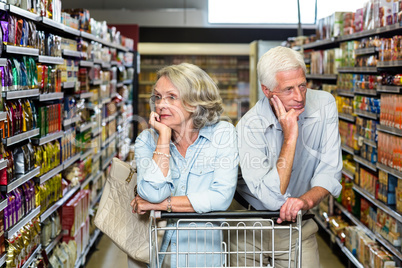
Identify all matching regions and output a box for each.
[187,123,239,213]
[310,99,343,197]
[236,120,290,211]
[134,130,173,203]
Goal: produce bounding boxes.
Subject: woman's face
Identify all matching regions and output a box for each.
[153,76,193,131]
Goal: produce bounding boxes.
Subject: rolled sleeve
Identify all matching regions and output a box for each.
[134,130,173,203]
[187,123,239,213]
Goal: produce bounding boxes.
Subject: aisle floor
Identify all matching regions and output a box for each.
[85,233,345,268]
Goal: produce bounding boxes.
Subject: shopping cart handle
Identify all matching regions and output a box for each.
[157,210,315,222]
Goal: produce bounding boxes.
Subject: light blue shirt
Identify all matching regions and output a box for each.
[236,89,342,211]
[134,121,239,267]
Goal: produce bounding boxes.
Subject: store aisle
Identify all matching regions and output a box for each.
[85,233,345,268]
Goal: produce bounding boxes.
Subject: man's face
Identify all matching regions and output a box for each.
[262,68,307,112]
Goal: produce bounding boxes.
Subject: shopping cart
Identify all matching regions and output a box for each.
[149,210,311,268]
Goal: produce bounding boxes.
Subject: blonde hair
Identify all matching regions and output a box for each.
[157,63,223,129]
[257,46,306,91]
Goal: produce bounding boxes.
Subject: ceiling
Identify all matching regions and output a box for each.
[62,0,207,11]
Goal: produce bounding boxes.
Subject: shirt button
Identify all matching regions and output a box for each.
[200,171,202,174]
[181,186,185,190]
[173,243,176,246]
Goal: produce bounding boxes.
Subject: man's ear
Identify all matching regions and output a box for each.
[261,84,272,99]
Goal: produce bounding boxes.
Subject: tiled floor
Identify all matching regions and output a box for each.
[85,233,345,268]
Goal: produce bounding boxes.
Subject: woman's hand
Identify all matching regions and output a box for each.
[130,195,155,215]
[149,111,172,138]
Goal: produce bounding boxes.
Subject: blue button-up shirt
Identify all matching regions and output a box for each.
[236,89,342,211]
[134,121,239,267]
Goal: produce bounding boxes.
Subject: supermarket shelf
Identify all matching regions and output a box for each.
[3,89,40,100]
[63,26,81,36]
[0,58,6,67]
[38,56,64,65]
[353,88,377,96]
[77,122,92,133]
[376,162,402,180]
[102,62,111,69]
[123,79,133,85]
[40,184,80,223]
[337,67,377,73]
[377,124,402,137]
[341,145,354,155]
[356,135,376,148]
[305,74,337,80]
[0,166,40,193]
[74,229,101,268]
[62,49,82,58]
[91,79,102,85]
[3,128,40,146]
[102,154,116,170]
[116,82,124,88]
[338,113,355,123]
[334,202,376,240]
[80,148,94,161]
[101,97,112,104]
[62,81,77,89]
[32,131,63,146]
[0,198,7,212]
[91,189,103,209]
[312,211,332,236]
[103,133,117,148]
[303,37,337,50]
[79,91,94,99]
[93,151,102,162]
[337,90,354,97]
[0,159,8,171]
[35,164,63,185]
[335,237,364,268]
[5,45,39,56]
[63,115,80,127]
[354,47,378,56]
[92,171,103,185]
[377,85,401,93]
[92,127,102,137]
[354,108,379,120]
[377,60,402,68]
[41,17,64,29]
[108,113,118,122]
[353,155,377,172]
[93,59,102,65]
[353,184,402,223]
[63,154,81,170]
[6,206,40,238]
[0,112,6,122]
[373,231,402,261]
[6,4,40,21]
[21,245,42,268]
[111,60,119,66]
[342,168,354,180]
[39,92,64,101]
[0,253,5,267]
[45,232,63,254]
[80,60,94,68]
[80,174,94,190]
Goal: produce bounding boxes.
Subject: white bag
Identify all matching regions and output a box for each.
[94,157,159,263]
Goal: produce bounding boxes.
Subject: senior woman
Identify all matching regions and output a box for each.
[130,63,239,267]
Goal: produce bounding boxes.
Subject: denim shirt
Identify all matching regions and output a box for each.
[134,121,239,267]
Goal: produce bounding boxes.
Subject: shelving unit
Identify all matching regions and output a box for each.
[303,22,402,267]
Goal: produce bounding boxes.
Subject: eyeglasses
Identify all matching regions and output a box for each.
[150,94,180,104]
[272,85,307,96]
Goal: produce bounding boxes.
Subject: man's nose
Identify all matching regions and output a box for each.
[293,87,303,101]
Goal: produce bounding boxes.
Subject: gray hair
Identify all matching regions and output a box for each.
[157,63,223,129]
[257,46,306,91]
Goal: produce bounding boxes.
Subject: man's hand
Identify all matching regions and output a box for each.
[270,95,304,142]
[277,197,309,224]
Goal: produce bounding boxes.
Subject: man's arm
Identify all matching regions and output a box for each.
[271,95,304,194]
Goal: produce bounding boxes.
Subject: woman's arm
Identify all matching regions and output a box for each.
[132,195,195,214]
